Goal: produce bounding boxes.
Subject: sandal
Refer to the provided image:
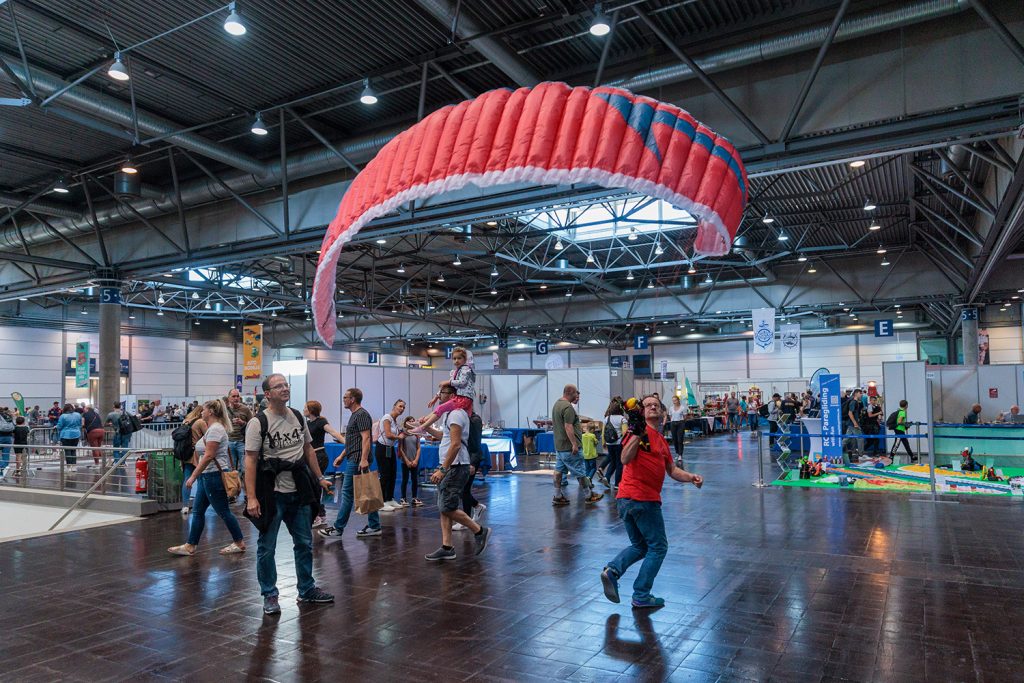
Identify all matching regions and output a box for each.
[219,542,246,555]
[168,544,195,556]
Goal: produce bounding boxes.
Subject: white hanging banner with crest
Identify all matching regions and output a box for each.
[752,308,776,354]
[780,323,801,354]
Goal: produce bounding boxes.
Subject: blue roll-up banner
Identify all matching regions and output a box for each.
[820,373,842,459]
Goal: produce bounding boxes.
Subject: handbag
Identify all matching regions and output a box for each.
[212,445,242,499]
[353,468,383,515]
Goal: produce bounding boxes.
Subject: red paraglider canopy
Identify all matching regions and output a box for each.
[313,82,748,345]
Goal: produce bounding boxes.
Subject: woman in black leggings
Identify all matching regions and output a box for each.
[600,399,626,488]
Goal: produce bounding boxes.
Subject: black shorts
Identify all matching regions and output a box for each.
[437,464,471,513]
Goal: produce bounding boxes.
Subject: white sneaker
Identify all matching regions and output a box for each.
[381,501,397,511]
[452,522,467,531]
[398,498,409,508]
[471,503,487,524]
[180,506,190,517]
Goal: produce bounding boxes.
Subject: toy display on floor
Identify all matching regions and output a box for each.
[775,447,1024,496]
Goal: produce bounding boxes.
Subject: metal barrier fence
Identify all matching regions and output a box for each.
[28,422,185,452]
[0,443,177,500]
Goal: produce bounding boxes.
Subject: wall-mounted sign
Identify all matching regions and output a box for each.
[99,288,121,304]
[633,335,648,350]
[535,340,548,355]
[989,387,998,399]
[445,346,454,359]
[367,351,379,364]
[874,320,894,337]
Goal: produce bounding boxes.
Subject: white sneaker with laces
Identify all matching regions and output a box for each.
[452,522,467,531]
[471,503,487,523]
[180,506,190,517]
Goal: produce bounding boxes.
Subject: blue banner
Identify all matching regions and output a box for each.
[820,373,842,459]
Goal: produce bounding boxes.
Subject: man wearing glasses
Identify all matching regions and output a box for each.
[244,373,333,615]
[600,395,703,609]
[551,384,603,506]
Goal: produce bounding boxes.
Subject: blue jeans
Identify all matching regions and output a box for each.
[584,458,597,479]
[332,458,380,532]
[182,463,196,506]
[228,441,245,472]
[607,499,668,602]
[187,471,244,546]
[257,491,314,598]
[112,432,130,459]
[0,435,12,469]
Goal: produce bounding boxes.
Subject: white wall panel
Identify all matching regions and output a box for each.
[354,366,385,419]
[0,326,63,406]
[698,340,747,382]
[409,370,436,424]
[188,341,235,397]
[936,366,976,423]
[652,343,699,384]
[547,369,578,412]
[802,336,857,388]
[748,340,800,380]
[577,368,610,421]
[507,352,532,369]
[570,348,609,367]
[381,353,407,367]
[131,336,186,397]
[517,374,548,428]
[383,368,411,419]
[306,361,342,429]
[490,376,520,427]
[986,326,1023,364]
[858,333,917,390]
[977,365,1018,419]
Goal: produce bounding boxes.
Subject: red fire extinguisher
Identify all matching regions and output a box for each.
[135,455,148,493]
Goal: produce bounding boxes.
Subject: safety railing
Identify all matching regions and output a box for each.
[0,444,174,499]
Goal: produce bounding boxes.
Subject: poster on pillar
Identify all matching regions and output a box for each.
[752,308,776,354]
[75,342,89,388]
[780,324,800,354]
[243,325,263,380]
[978,330,991,365]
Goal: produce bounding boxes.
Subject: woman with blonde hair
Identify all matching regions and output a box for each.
[180,404,208,516]
[169,399,246,556]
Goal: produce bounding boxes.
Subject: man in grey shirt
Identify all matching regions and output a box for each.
[551,384,602,507]
[726,392,740,432]
[423,383,491,561]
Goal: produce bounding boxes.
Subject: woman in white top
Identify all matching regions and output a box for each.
[669,395,686,459]
[377,399,406,510]
[169,399,246,556]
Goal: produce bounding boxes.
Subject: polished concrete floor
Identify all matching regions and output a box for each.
[2,432,1023,682]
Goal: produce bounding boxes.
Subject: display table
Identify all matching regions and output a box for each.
[536,432,555,454]
[933,423,1024,466]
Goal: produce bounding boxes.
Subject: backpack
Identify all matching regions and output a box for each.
[130,413,143,432]
[603,418,620,445]
[758,403,769,418]
[0,412,13,433]
[885,411,899,430]
[371,418,382,444]
[171,420,196,462]
[118,411,135,435]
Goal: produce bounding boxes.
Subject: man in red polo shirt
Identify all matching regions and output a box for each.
[601,395,703,608]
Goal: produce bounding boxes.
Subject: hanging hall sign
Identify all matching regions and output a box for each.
[752,308,776,354]
[780,324,800,353]
[75,341,89,388]
[243,324,263,380]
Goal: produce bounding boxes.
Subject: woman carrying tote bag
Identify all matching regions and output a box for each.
[168,399,247,557]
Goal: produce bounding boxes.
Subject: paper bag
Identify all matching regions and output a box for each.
[353,470,384,515]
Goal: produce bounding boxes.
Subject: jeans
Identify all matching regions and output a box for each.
[187,471,244,546]
[0,435,11,469]
[228,441,245,472]
[604,443,623,487]
[182,463,196,506]
[257,491,314,598]
[844,424,863,458]
[332,458,381,532]
[584,458,598,480]
[607,498,668,601]
[749,414,758,432]
[112,432,130,459]
[727,413,739,430]
[401,462,418,499]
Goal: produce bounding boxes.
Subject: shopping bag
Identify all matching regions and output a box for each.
[353,469,384,515]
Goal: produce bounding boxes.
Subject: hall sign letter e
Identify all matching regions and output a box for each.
[874,320,894,337]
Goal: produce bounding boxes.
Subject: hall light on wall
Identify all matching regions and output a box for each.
[359,78,378,105]
[590,3,611,36]
[223,2,247,35]
[863,197,877,211]
[108,52,129,81]
[250,112,268,135]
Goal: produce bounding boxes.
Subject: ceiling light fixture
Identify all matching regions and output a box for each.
[687,265,696,275]
[554,238,564,250]
[204,300,212,310]
[647,281,655,289]
[453,255,462,266]
[128,313,135,320]
[540,284,547,289]
[777,231,789,242]
[881,259,890,266]
[120,154,138,174]
[271,310,278,317]
[761,212,775,224]
[797,254,807,262]
[52,177,69,194]
[877,246,887,254]
[565,290,572,297]
[397,263,405,273]
[156,309,164,316]
[654,242,664,255]
[107,52,129,81]
[590,3,611,36]
[849,160,866,168]
[223,2,247,35]
[490,287,498,295]
[375,238,386,244]
[222,318,229,323]
[157,294,165,305]
[863,197,877,211]
[194,319,200,326]
[437,273,445,283]
[80,306,88,315]
[517,293,525,301]
[486,220,497,226]
[704,273,713,284]
[808,266,817,273]
[868,223,881,231]
[490,265,498,277]
[626,271,634,280]
[191,292,199,300]
[359,78,378,105]
[250,112,268,135]
[627,228,638,241]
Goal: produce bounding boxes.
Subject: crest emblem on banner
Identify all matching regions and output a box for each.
[755,321,774,350]
[781,324,800,352]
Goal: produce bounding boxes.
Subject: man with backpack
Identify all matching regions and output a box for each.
[105,403,134,459]
[887,399,916,461]
[245,373,333,615]
[843,389,865,464]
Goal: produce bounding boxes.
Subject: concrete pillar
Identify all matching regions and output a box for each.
[961,308,979,366]
[495,333,508,370]
[97,295,121,414]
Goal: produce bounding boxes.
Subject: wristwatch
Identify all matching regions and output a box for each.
[318,475,329,482]
[439,466,448,474]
